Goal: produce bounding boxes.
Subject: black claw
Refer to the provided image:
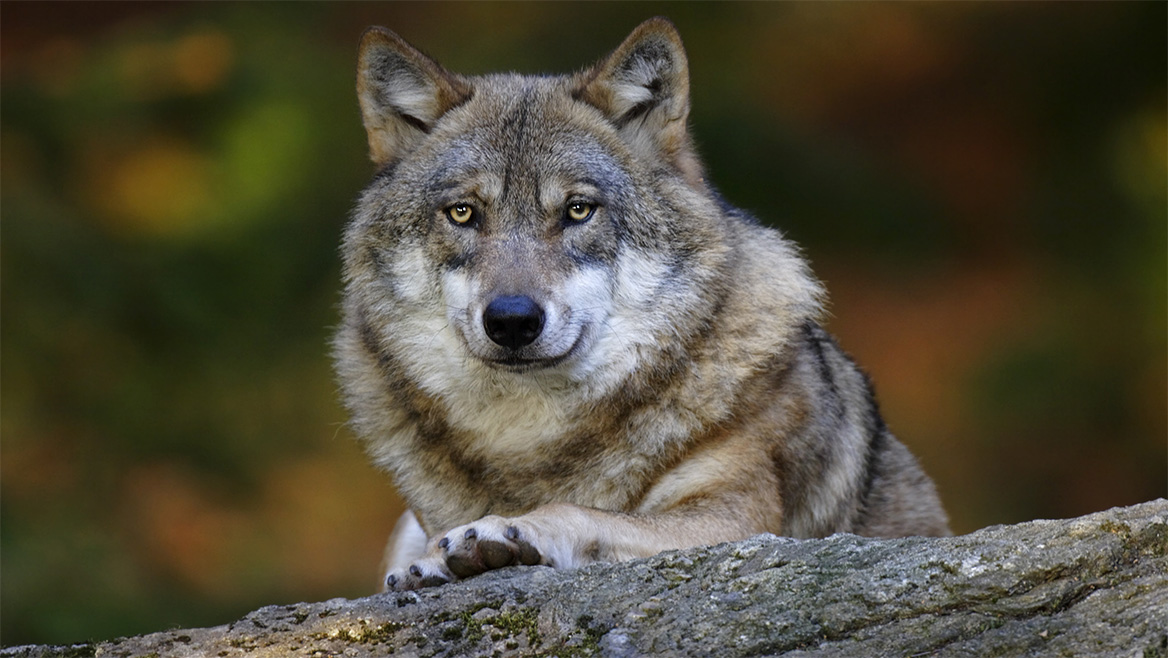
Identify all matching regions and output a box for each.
[464,527,477,540]
[386,574,397,588]
[505,526,519,540]
[409,564,422,578]
[438,537,449,549]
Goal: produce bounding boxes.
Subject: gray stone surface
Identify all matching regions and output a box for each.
[5,500,1166,657]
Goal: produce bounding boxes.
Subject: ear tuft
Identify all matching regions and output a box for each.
[574,18,701,184]
[357,27,472,166]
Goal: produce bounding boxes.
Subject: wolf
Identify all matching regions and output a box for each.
[334,17,950,591]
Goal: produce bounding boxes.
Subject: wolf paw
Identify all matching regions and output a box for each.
[440,516,544,578]
[384,555,452,591]
[383,515,548,590]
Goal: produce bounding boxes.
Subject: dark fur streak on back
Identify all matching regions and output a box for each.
[852,370,890,528]
[802,321,840,408]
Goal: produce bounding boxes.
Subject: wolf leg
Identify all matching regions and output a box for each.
[379,510,434,591]
[383,501,764,591]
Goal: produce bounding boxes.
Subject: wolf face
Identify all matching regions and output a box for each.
[382,90,631,372]
[343,23,736,413]
[336,17,949,592]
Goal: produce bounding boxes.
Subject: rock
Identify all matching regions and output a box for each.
[5,500,1166,657]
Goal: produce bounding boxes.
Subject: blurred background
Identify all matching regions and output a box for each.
[2,1,1164,647]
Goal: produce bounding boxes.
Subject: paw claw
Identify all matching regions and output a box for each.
[436,518,545,581]
[385,559,453,592]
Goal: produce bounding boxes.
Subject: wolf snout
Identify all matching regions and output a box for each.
[483,295,545,349]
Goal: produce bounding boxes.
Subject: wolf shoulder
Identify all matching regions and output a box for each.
[769,319,951,538]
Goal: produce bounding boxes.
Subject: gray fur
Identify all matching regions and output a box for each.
[335,17,948,591]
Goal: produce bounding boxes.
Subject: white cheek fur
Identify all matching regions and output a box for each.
[399,249,675,404]
[571,251,672,390]
[383,263,619,457]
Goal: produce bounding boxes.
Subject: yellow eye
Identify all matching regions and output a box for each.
[566,202,595,222]
[446,203,474,225]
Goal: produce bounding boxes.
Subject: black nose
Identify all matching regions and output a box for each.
[483,295,545,349]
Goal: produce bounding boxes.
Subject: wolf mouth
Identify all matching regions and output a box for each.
[484,327,588,372]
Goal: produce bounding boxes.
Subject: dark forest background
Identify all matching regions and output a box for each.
[2,1,1164,646]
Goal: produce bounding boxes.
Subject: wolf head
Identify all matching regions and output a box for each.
[342,18,740,404]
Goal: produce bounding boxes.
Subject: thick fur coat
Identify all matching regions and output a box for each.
[334,17,949,591]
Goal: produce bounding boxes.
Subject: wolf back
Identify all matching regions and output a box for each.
[334,17,949,590]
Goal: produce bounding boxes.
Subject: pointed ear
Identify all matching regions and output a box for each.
[574,17,702,185]
[357,27,472,167]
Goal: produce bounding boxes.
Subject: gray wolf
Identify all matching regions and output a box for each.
[333,17,950,591]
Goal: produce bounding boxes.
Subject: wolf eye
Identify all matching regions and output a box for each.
[446,203,475,225]
[565,202,595,223]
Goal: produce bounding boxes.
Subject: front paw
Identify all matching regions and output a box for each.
[384,555,452,592]
[441,516,543,579]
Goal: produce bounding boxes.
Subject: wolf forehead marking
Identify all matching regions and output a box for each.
[421,130,632,216]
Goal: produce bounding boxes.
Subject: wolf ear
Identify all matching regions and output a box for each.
[357,27,472,167]
[574,17,702,186]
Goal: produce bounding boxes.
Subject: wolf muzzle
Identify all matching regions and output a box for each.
[483,295,545,349]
